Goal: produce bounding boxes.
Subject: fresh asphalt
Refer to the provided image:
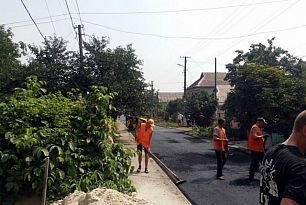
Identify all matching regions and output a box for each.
[150,126,260,205]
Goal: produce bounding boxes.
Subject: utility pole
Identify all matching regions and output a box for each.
[214,57,219,119]
[214,57,217,101]
[180,56,191,98]
[77,25,84,68]
[150,81,154,92]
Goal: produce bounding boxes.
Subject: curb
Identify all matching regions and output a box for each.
[117,121,191,205]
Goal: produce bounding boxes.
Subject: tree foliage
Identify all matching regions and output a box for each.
[226,38,306,85]
[26,34,156,116]
[0,26,25,97]
[224,63,306,136]
[27,36,74,92]
[225,39,306,136]
[0,76,135,203]
[184,91,217,127]
[83,36,150,115]
[166,99,184,116]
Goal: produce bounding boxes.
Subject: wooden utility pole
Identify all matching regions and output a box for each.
[214,57,217,101]
[150,81,154,92]
[180,56,191,98]
[77,25,83,68]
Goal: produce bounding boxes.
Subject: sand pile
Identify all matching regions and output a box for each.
[51,188,153,205]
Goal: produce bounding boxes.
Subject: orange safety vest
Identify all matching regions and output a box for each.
[247,124,264,152]
[213,126,227,151]
[136,123,153,149]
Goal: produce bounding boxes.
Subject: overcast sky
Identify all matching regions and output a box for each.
[2,0,306,92]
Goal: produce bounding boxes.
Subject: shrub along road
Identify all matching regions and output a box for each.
[150,126,259,205]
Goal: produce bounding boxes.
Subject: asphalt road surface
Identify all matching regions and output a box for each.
[150,126,260,205]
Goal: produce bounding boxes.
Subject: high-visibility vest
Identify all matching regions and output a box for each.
[136,123,153,148]
[247,124,264,152]
[213,126,227,151]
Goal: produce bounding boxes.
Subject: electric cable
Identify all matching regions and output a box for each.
[44,0,56,34]
[82,19,306,41]
[211,0,302,59]
[77,0,292,15]
[64,0,77,38]
[20,0,45,41]
[9,17,71,28]
[4,0,293,26]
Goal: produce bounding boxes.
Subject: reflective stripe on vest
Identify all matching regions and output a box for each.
[247,124,264,152]
[213,126,227,151]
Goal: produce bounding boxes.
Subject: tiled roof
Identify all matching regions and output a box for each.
[188,72,229,89]
[158,92,183,103]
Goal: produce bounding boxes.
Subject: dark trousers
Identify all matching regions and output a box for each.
[215,150,227,177]
[249,151,264,178]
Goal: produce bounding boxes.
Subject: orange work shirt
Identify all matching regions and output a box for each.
[136,123,153,149]
[213,126,227,151]
[247,124,264,152]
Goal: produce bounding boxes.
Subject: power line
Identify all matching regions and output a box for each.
[4,14,69,26]
[74,0,86,41]
[3,0,292,26]
[20,0,45,41]
[185,0,257,56]
[213,0,301,58]
[82,19,306,41]
[77,0,292,15]
[44,0,56,34]
[9,17,71,28]
[64,0,77,37]
[75,0,83,26]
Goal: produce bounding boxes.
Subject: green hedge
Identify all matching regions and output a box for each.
[0,76,135,204]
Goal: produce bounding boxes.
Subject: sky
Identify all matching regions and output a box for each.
[1,0,306,92]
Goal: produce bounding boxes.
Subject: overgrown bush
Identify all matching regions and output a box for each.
[191,126,213,138]
[0,76,135,204]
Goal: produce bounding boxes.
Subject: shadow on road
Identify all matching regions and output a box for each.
[183,136,208,143]
[190,177,216,184]
[229,178,260,187]
[160,139,180,143]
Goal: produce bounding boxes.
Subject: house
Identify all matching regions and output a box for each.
[186,72,232,118]
[158,92,183,103]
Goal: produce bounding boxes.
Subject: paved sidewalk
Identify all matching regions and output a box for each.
[117,122,191,205]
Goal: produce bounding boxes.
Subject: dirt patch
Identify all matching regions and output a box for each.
[51,188,153,205]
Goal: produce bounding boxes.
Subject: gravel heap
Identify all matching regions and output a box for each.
[51,188,153,205]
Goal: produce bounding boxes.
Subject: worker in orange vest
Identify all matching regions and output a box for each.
[213,118,228,180]
[248,117,267,180]
[136,119,155,173]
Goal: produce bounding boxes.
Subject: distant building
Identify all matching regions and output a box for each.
[187,72,231,118]
[158,92,183,103]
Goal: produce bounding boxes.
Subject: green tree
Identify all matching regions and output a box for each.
[226,38,306,85]
[166,99,184,116]
[83,36,150,116]
[0,25,25,97]
[185,91,216,127]
[27,36,74,92]
[224,63,306,136]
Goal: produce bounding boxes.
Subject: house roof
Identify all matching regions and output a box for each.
[187,72,229,89]
[217,84,232,104]
[158,92,183,103]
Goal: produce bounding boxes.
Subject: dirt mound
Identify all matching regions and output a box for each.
[51,188,153,205]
